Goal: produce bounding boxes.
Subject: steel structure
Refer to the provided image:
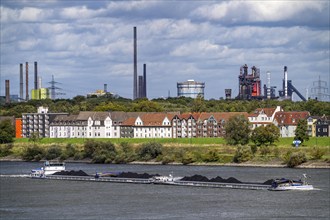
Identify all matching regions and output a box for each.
[237,64,262,100]
[278,66,306,101]
[310,76,329,102]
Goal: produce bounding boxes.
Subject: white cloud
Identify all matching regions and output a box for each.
[59,5,105,19]
[192,1,326,25]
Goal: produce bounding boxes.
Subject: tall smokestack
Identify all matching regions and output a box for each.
[25,62,29,101]
[104,84,107,93]
[5,80,10,104]
[133,26,138,100]
[267,71,271,99]
[284,66,288,98]
[138,76,143,99]
[20,63,23,101]
[38,76,42,89]
[143,63,146,98]
[34,61,38,90]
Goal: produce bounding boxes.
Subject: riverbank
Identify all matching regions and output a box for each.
[1,138,329,168]
[1,156,329,169]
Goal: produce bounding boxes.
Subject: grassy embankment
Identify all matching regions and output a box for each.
[1,137,329,167]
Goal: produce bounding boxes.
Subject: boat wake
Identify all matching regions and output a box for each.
[0,174,30,178]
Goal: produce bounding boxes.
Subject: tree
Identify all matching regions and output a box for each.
[0,119,15,144]
[251,126,268,146]
[191,95,206,112]
[294,119,309,143]
[132,100,163,112]
[251,124,280,146]
[265,124,280,144]
[28,132,42,144]
[224,115,251,145]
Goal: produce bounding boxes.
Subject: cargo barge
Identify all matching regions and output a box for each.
[31,174,271,190]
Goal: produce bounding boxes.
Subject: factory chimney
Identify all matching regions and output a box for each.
[104,84,107,93]
[143,63,146,98]
[34,61,38,90]
[133,26,138,100]
[25,62,29,101]
[284,66,288,98]
[5,80,10,104]
[267,71,271,99]
[20,63,23,101]
[38,76,42,89]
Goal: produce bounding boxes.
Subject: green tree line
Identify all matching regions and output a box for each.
[1,96,329,118]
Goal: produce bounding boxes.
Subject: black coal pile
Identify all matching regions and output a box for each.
[117,172,159,179]
[181,175,210,182]
[262,179,274,185]
[210,176,242,183]
[53,170,89,176]
[181,175,242,183]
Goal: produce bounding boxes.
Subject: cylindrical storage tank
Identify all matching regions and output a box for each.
[177,79,205,98]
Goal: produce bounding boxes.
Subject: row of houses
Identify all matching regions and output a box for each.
[17,106,329,139]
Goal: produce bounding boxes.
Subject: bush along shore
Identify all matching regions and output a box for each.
[0,138,329,168]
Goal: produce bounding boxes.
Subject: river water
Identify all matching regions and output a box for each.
[0,161,329,219]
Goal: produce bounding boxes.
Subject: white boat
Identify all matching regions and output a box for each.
[269,174,314,191]
[153,174,182,184]
[30,168,45,178]
[30,161,65,177]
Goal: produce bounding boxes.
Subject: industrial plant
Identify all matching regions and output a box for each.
[233,64,307,101]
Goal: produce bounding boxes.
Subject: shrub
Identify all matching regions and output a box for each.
[272,147,280,158]
[161,155,175,165]
[119,142,136,163]
[250,145,258,155]
[282,150,292,164]
[138,142,163,161]
[232,146,252,163]
[202,149,220,162]
[310,147,326,160]
[73,152,84,160]
[0,144,13,157]
[45,145,62,160]
[65,144,77,158]
[22,145,44,161]
[84,140,98,158]
[92,142,117,163]
[260,146,271,156]
[286,152,307,168]
[181,152,195,165]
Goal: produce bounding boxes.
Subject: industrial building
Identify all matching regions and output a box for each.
[237,64,262,100]
[177,79,205,98]
[278,66,306,101]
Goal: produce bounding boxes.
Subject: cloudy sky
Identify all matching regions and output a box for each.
[1,0,329,101]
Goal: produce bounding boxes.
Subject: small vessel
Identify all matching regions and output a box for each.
[153,174,182,185]
[30,168,45,178]
[30,161,65,177]
[269,174,313,191]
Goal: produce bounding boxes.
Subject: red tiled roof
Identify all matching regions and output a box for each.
[121,117,136,126]
[274,111,310,126]
[140,113,172,126]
